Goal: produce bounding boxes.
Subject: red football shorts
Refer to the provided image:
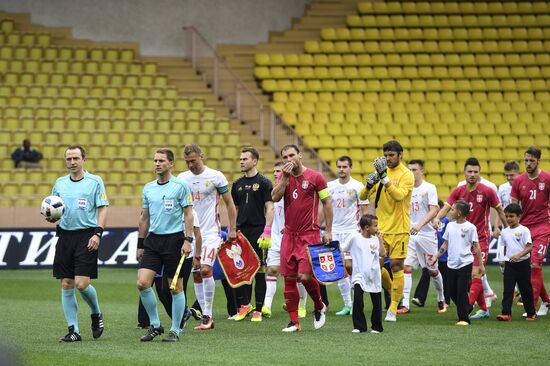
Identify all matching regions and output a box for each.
[528,223,550,266]
[280,230,321,277]
[472,235,490,266]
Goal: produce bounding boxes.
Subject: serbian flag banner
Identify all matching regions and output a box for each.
[217,231,260,288]
[307,241,345,284]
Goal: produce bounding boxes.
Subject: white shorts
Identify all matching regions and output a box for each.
[404,234,438,271]
[334,231,357,260]
[200,234,223,267]
[266,233,282,267]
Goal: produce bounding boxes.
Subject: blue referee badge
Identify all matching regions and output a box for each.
[307,241,344,285]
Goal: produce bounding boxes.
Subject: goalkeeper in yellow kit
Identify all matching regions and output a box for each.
[359,140,414,322]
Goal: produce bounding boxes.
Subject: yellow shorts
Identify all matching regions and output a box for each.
[383,233,409,260]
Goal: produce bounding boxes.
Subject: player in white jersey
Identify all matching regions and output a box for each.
[498,161,521,209]
[178,144,237,330]
[457,162,499,306]
[262,162,308,318]
[327,156,369,316]
[400,160,446,314]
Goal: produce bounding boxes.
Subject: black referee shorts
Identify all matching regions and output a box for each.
[53,227,98,279]
[139,232,185,278]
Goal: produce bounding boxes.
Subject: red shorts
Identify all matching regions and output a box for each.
[280,230,321,277]
[472,236,490,267]
[527,223,550,266]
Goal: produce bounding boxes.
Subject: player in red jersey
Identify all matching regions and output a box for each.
[511,147,550,316]
[435,158,506,319]
[272,144,333,332]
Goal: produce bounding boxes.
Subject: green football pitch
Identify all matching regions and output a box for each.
[0,266,547,366]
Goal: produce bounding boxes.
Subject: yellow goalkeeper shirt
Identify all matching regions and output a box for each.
[359,163,414,234]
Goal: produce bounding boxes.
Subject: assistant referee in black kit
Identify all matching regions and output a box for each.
[231,147,274,322]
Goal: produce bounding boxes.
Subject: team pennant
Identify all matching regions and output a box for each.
[307,241,345,284]
[217,231,260,288]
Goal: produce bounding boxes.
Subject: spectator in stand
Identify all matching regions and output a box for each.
[11,139,43,168]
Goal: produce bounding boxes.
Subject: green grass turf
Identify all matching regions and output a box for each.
[0,266,548,366]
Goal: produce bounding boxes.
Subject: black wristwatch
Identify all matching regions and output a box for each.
[184,236,194,243]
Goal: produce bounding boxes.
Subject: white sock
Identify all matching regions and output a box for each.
[431,272,445,302]
[194,280,205,311]
[298,282,307,308]
[481,274,494,296]
[403,272,412,308]
[202,276,215,317]
[264,276,277,310]
[338,277,352,307]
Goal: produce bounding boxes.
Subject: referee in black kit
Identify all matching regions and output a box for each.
[231,147,274,322]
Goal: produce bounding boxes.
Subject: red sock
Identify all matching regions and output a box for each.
[284,277,299,324]
[537,268,550,303]
[302,277,324,310]
[531,267,542,307]
[469,278,487,311]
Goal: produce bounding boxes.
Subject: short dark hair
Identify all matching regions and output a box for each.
[359,214,378,229]
[504,160,520,171]
[336,156,352,167]
[184,144,202,156]
[438,199,444,208]
[241,147,259,160]
[66,145,86,159]
[525,146,541,159]
[408,159,425,168]
[280,144,300,155]
[454,200,470,217]
[156,148,174,162]
[464,157,480,170]
[504,203,523,216]
[274,161,285,168]
[383,140,403,153]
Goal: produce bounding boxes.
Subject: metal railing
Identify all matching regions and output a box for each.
[183,26,335,178]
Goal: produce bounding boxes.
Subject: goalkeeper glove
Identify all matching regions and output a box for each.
[373,156,390,184]
[257,225,272,249]
[366,172,380,189]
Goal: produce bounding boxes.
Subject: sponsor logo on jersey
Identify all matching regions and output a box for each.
[476,194,483,203]
[252,183,259,191]
[319,252,335,272]
[302,180,309,189]
[539,182,545,191]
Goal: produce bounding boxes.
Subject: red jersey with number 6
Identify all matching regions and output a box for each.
[511,171,550,227]
[447,183,500,245]
[282,168,328,233]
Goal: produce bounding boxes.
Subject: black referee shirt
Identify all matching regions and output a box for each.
[231,173,273,228]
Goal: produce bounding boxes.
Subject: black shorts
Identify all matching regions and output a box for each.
[139,232,185,278]
[239,225,265,264]
[53,227,98,279]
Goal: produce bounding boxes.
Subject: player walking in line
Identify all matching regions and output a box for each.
[434,158,507,320]
[496,203,536,321]
[272,144,332,332]
[136,148,194,342]
[50,145,108,342]
[231,147,274,322]
[457,166,500,306]
[399,160,446,314]
[262,162,308,319]
[430,200,484,326]
[178,144,237,330]
[511,147,550,316]
[346,214,385,334]
[498,161,521,209]
[327,156,369,316]
[359,140,414,322]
